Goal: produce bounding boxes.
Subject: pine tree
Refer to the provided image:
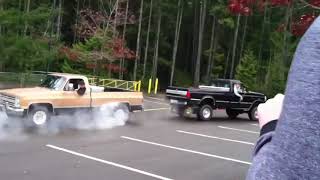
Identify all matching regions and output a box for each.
[235,50,257,90]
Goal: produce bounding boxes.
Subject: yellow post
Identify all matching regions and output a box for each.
[154,78,159,94]
[134,82,137,91]
[148,78,152,94]
[138,80,141,92]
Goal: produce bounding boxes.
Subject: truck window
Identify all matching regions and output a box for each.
[40,75,66,90]
[64,79,84,91]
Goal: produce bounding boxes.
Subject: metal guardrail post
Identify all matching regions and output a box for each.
[148,78,152,94]
[154,78,159,95]
[134,82,137,91]
[138,81,141,92]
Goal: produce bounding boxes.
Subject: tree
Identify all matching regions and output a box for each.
[151,2,162,81]
[0,1,3,36]
[56,0,63,40]
[235,50,257,90]
[170,0,183,86]
[0,36,58,72]
[133,0,143,81]
[206,16,216,83]
[142,0,153,79]
[23,0,31,36]
[194,0,206,86]
[1,0,320,97]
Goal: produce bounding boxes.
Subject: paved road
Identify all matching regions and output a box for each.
[0,97,259,180]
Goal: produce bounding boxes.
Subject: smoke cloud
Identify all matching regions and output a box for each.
[0,112,27,141]
[0,102,130,139]
[45,102,130,134]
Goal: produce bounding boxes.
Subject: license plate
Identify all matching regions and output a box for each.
[170,99,179,104]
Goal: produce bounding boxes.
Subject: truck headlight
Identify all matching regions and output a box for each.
[264,96,267,101]
[14,98,20,108]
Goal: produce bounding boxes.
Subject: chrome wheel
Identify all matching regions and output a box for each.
[202,108,211,119]
[33,111,47,126]
[249,106,259,121]
[113,105,129,121]
[254,109,259,119]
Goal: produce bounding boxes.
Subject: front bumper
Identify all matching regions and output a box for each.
[0,103,25,117]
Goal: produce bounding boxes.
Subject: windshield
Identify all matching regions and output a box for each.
[40,75,66,90]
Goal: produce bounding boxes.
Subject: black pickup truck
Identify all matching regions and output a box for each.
[166,79,267,121]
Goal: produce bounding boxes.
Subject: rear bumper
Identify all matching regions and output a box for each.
[130,105,144,112]
[169,99,200,114]
[0,104,25,117]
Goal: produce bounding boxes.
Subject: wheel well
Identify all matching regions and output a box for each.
[28,103,54,113]
[118,102,130,111]
[250,101,263,111]
[200,98,215,107]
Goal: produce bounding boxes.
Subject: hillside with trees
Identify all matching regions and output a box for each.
[0,0,319,96]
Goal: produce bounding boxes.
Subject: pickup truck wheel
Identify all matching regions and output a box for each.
[113,104,130,121]
[177,110,184,118]
[197,105,213,121]
[27,106,51,127]
[226,109,240,119]
[248,106,259,121]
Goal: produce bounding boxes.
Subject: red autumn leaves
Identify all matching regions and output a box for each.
[310,0,320,7]
[111,38,136,60]
[228,0,318,36]
[59,37,135,73]
[269,0,292,6]
[291,14,317,36]
[85,63,128,73]
[228,0,293,16]
[228,0,254,16]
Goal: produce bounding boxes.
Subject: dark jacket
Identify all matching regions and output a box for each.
[247,17,320,180]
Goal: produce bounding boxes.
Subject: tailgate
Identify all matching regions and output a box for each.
[166,86,189,100]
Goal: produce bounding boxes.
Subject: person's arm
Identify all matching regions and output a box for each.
[233,85,243,101]
[252,94,283,156]
[247,17,320,180]
[252,120,277,156]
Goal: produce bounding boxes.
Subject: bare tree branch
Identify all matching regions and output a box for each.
[299,0,320,10]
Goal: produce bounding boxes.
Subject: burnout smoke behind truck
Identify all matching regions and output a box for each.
[0,102,130,140]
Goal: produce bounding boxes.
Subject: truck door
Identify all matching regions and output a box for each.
[230,83,251,109]
[208,80,234,108]
[59,78,91,109]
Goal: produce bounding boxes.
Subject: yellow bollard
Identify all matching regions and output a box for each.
[138,80,141,92]
[134,82,137,91]
[148,79,152,94]
[154,78,159,95]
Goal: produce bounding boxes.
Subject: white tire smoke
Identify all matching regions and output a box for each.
[0,102,130,139]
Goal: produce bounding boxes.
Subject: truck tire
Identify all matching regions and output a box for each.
[177,110,185,118]
[248,106,259,121]
[113,104,130,121]
[27,106,51,128]
[226,109,240,119]
[197,105,213,121]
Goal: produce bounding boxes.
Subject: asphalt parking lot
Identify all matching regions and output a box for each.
[0,97,259,180]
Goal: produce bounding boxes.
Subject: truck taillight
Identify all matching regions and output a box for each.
[186,91,191,99]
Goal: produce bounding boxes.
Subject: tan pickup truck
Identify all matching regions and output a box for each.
[0,73,143,127]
